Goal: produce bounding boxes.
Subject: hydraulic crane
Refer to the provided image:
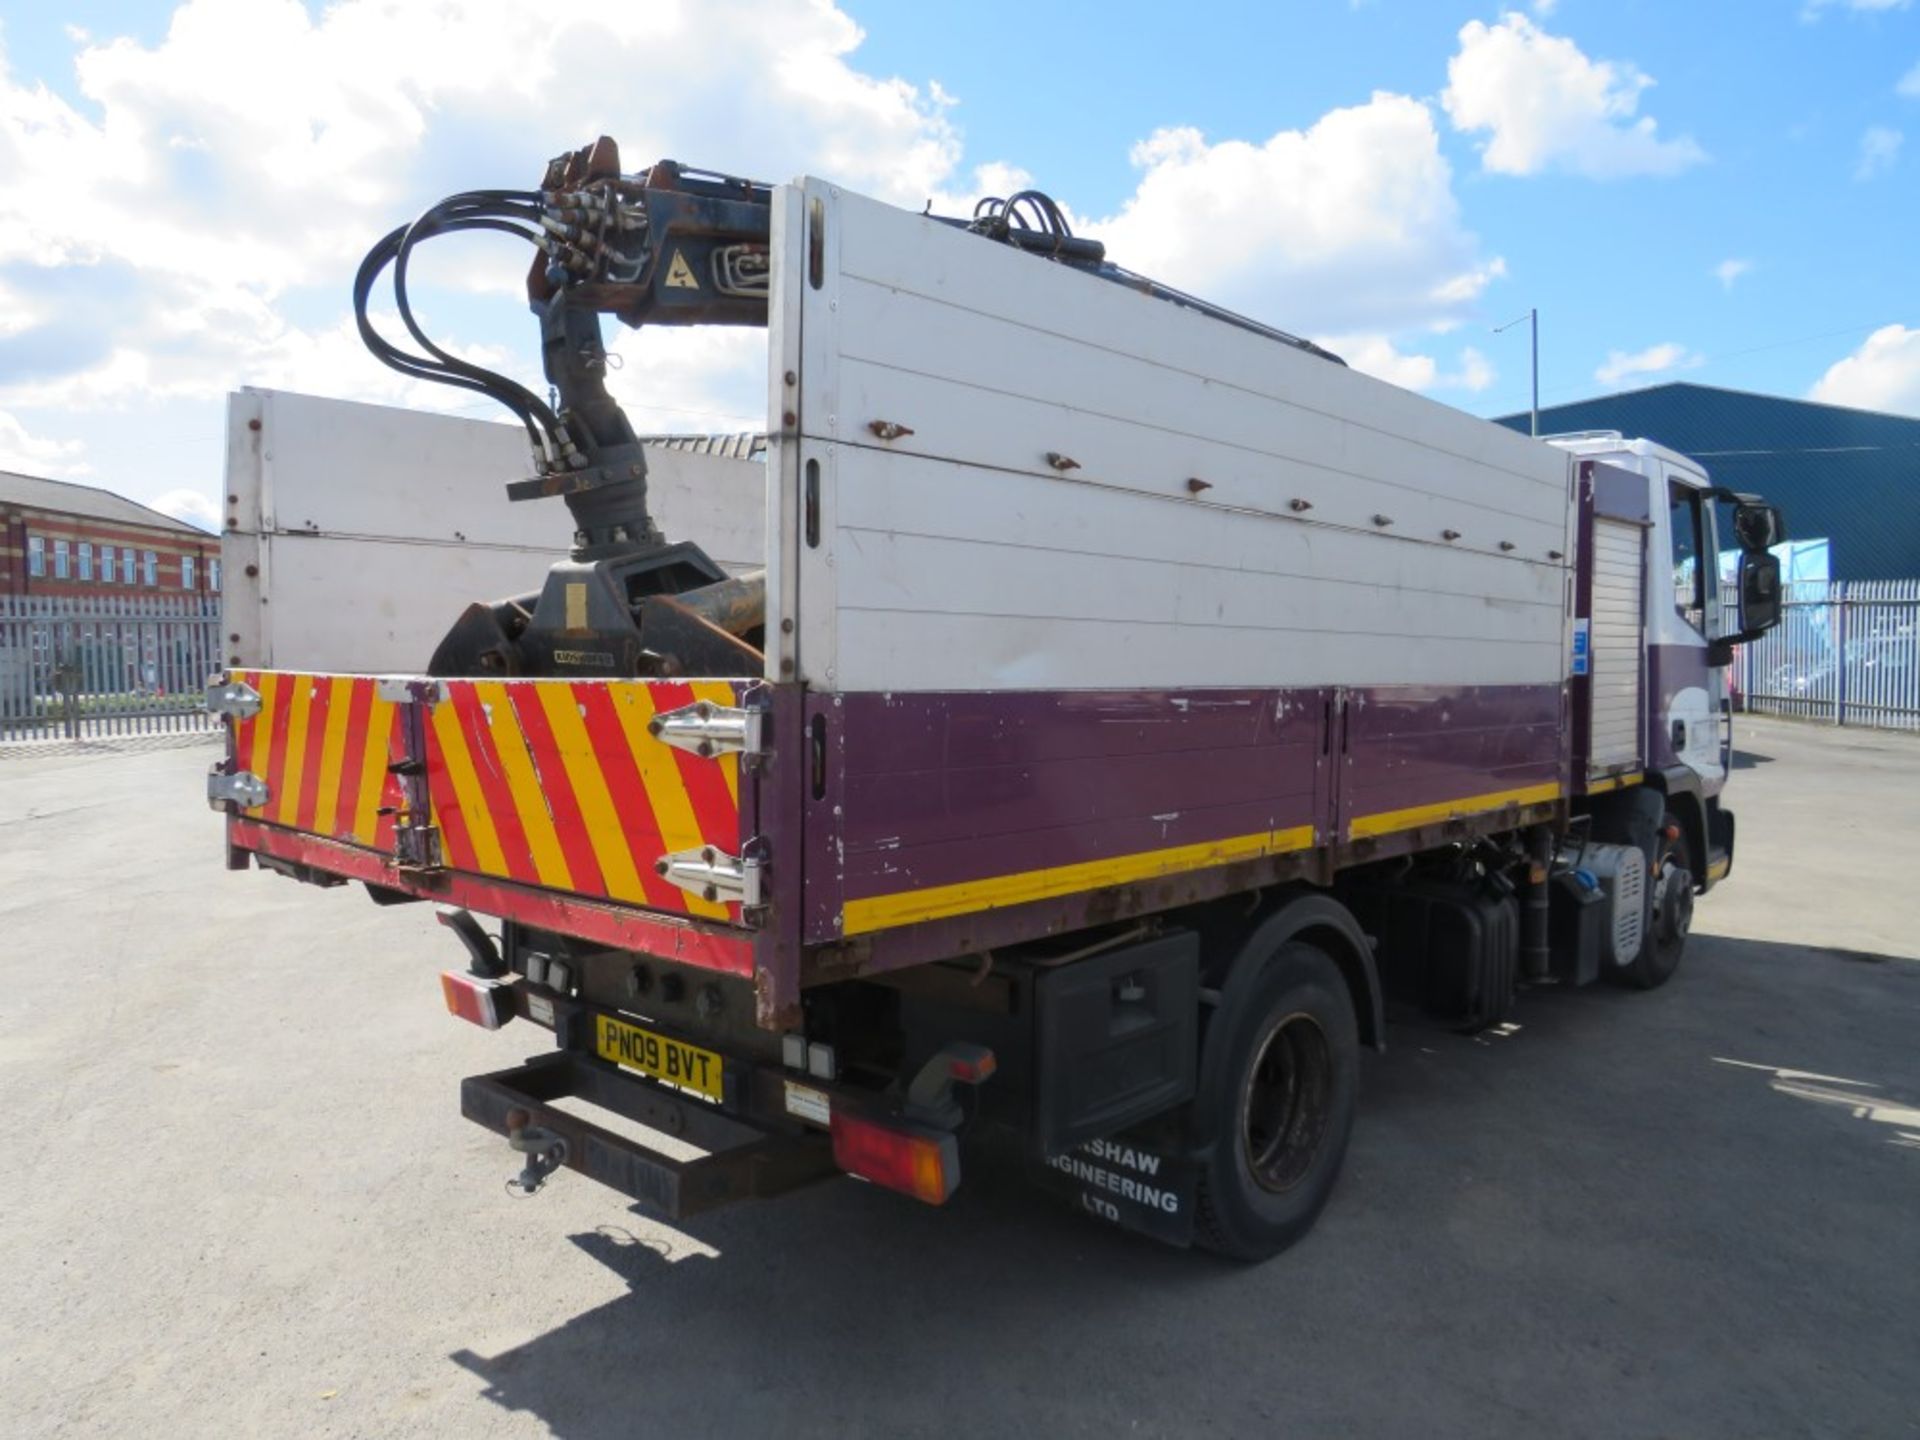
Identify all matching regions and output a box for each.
[352,136,1340,682]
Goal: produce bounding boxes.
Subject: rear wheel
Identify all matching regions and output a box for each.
[1614,811,1694,990]
[1195,942,1359,1261]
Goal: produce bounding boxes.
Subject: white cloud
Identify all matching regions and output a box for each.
[1900,60,1920,96]
[1714,258,1754,290]
[1595,342,1704,386]
[1312,336,1495,394]
[1809,324,1920,414]
[150,487,220,530]
[1317,335,1440,390]
[0,410,88,475]
[605,327,767,432]
[1090,94,1502,339]
[1803,0,1911,17]
[0,0,968,424]
[0,2,1513,505]
[1532,0,1559,13]
[1442,13,1707,178]
[1450,346,1498,392]
[1855,125,1903,179]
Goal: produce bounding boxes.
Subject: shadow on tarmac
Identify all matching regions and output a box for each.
[447,934,1917,1439]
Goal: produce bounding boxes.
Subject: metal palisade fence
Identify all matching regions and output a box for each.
[1,593,223,742]
[1734,579,1920,732]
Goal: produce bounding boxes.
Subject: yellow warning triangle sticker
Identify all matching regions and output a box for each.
[663,249,699,290]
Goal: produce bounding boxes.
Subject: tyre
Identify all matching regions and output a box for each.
[1613,810,1695,990]
[1194,941,1360,1261]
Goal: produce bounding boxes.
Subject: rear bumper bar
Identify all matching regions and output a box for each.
[462,1051,837,1219]
[229,817,758,976]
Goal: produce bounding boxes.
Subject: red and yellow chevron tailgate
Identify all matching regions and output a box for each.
[231,672,746,925]
[421,679,744,922]
[231,671,405,849]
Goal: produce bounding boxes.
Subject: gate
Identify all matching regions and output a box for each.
[1734,580,1920,732]
[0,594,223,743]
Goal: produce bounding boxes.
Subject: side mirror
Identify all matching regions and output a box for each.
[1732,501,1784,553]
[1736,550,1781,638]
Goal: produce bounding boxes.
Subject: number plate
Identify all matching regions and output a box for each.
[594,1014,725,1102]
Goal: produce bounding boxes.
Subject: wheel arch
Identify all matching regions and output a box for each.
[1645,767,1707,887]
[1187,889,1378,1160]
[1203,890,1381,1048]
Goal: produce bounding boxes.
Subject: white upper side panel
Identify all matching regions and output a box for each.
[224,389,764,673]
[791,182,1573,693]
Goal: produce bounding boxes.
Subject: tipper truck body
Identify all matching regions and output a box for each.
[208,142,1785,1257]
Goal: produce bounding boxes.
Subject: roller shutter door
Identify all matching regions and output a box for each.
[1589,518,1645,774]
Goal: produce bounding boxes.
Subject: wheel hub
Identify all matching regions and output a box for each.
[1241,1012,1333,1194]
[1657,863,1694,946]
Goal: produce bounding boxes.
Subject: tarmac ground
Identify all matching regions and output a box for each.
[2,715,1916,1438]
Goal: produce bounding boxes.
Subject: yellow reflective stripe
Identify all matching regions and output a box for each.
[1349,782,1562,840]
[351,693,395,846]
[274,674,314,826]
[1585,772,1643,796]
[474,680,572,890]
[842,824,1317,938]
[609,684,728,920]
[689,680,742,808]
[311,677,354,836]
[430,698,506,877]
[534,683,650,905]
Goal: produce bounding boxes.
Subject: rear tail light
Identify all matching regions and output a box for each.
[944,1045,996,1084]
[829,1110,959,1205]
[441,969,512,1030]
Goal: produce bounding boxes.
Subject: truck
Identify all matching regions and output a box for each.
[206,138,1786,1259]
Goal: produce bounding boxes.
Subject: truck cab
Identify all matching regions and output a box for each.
[1546,431,1785,892]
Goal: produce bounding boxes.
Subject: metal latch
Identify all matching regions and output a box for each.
[655,845,763,906]
[205,677,261,720]
[648,699,762,760]
[207,765,270,812]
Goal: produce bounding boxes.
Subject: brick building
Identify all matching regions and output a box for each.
[1,470,222,599]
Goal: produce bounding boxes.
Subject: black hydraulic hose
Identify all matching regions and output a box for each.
[353,199,570,458]
[353,230,552,455]
[391,208,563,435]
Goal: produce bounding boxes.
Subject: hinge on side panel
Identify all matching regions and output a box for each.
[205,677,261,719]
[656,845,762,907]
[207,765,269,812]
[394,821,444,873]
[648,699,761,759]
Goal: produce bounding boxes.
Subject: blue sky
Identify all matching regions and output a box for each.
[0,0,1915,524]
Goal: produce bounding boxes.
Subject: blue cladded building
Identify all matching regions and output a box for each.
[1494,382,1920,581]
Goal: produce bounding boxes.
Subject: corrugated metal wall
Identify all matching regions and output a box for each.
[1496,383,1920,581]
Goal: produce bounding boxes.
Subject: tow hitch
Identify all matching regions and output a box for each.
[463,1049,839,1219]
[505,1106,569,1195]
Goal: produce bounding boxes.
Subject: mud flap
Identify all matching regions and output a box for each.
[1030,1133,1199,1247]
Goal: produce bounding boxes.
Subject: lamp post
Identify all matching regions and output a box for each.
[1495,308,1539,436]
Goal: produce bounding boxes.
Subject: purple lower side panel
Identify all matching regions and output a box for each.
[1341,684,1565,831]
[803,687,1325,943]
[801,683,1567,951]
